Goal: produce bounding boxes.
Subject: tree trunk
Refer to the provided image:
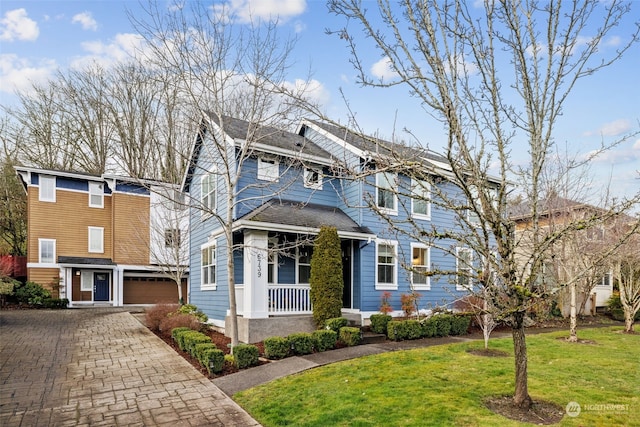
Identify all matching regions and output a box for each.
[624,311,635,333]
[512,312,532,410]
[483,312,491,349]
[176,279,184,305]
[568,283,578,342]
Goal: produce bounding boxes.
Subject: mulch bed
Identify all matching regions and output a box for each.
[466,348,510,357]
[485,396,565,425]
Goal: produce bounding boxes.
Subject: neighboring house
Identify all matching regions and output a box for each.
[510,195,614,316]
[183,115,480,343]
[15,167,188,306]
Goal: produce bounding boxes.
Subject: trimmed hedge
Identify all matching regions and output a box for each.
[43,298,69,309]
[185,332,212,355]
[171,327,192,342]
[194,343,217,364]
[387,314,472,341]
[312,330,337,352]
[433,314,452,337]
[202,348,225,374]
[339,326,361,346]
[450,315,471,335]
[234,344,260,369]
[370,314,392,334]
[288,332,314,355]
[325,317,348,333]
[264,336,290,360]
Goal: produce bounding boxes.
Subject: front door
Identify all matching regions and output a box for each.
[342,241,352,309]
[94,273,109,301]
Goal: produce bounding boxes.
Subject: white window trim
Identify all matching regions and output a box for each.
[88,182,104,208]
[201,243,216,290]
[200,174,216,217]
[38,238,56,264]
[375,240,398,290]
[376,172,398,215]
[411,179,431,220]
[410,243,431,290]
[258,158,279,182]
[39,175,56,202]
[81,270,93,292]
[456,247,474,291]
[304,168,323,189]
[597,271,613,288]
[296,245,313,285]
[88,227,104,253]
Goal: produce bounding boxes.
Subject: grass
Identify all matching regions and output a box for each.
[235,327,640,426]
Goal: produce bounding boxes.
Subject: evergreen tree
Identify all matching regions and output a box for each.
[310,226,343,328]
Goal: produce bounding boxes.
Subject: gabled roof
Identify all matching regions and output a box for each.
[181,113,333,192]
[509,195,599,221]
[233,199,375,239]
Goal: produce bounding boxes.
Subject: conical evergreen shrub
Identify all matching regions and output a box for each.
[309,226,343,328]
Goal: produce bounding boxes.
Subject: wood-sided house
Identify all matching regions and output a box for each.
[183,115,485,343]
[15,167,188,306]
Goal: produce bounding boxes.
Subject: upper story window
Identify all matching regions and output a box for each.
[599,271,612,288]
[39,238,56,264]
[39,175,56,202]
[376,241,397,289]
[165,229,181,248]
[297,246,313,284]
[376,172,397,214]
[304,168,323,189]
[88,227,104,253]
[201,245,216,290]
[411,179,431,219]
[201,174,216,214]
[89,182,104,208]
[456,247,473,291]
[411,243,430,290]
[258,158,279,182]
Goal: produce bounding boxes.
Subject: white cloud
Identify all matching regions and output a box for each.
[0,8,39,41]
[604,35,621,47]
[72,12,98,31]
[633,138,640,151]
[283,78,330,105]
[371,57,398,80]
[213,0,306,24]
[71,33,148,69]
[583,119,632,137]
[0,54,57,94]
[587,138,640,165]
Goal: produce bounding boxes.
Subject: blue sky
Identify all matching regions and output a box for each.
[1,0,638,202]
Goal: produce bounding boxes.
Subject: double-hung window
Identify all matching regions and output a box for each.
[411,179,431,219]
[39,238,56,264]
[411,243,430,290]
[201,174,216,214]
[39,175,56,202]
[258,158,279,182]
[376,172,397,214]
[88,227,104,253]
[165,229,181,248]
[376,241,397,289]
[201,245,216,290]
[88,182,104,208]
[456,247,473,291]
[297,246,313,284]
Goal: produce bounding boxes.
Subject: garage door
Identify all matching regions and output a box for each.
[123,277,188,304]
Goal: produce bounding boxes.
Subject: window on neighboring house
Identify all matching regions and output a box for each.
[201,174,216,214]
[467,186,498,225]
[376,172,397,213]
[39,175,56,202]
[165,229,181,248]
[376,241,397,289]
[599,271,612,287]
[297,245,313,284]
[173,190,187,210]
[268,238,277,284]
[88,227,104,253]
[81,271,93,291]
[258,158,279,182]
[304,168,323,189]
[88,182,104,208]
[411,244,430,290]
[39,239,56,264]
[201,245,216,289]
[456,247,473,291]
[411,179,431,219]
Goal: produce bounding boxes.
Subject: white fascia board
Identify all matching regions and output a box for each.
[236,139,334,167]
[301,119,367,159]
[231,219,376,241]
[15,166,103,183]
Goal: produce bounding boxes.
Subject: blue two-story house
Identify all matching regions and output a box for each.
[182,114,474,343]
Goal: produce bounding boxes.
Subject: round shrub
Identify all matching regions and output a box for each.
[264,336,290,359]
[288,332,314,355]
[312,330,337,352]
[233,344,259,369]
[370,314,392,334]
[339,326,361,346]
[15,281,51,305]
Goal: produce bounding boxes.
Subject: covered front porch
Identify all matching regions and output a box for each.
[225,200,375,343]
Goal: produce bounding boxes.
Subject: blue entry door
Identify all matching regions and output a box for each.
[94,273,109,301]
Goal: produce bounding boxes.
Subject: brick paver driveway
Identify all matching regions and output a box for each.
[0,309,260,426]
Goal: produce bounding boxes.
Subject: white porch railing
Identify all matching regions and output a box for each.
[268,285,312,315]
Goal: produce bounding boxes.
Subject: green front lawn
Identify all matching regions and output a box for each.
[235,327,639,426]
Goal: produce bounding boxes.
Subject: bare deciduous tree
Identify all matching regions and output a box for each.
[327,0,639,410]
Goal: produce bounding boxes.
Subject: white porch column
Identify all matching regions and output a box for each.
[243,230,269,318]
[59,267,70,301]
[115,267,124,307]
